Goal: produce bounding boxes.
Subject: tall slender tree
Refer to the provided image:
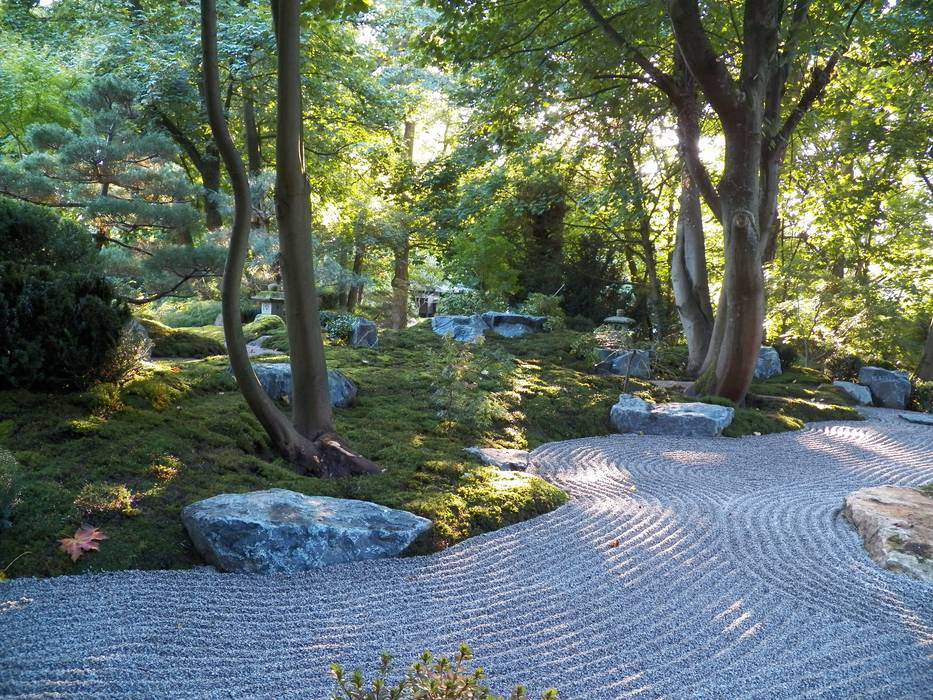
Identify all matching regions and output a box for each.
[200,0,379,477]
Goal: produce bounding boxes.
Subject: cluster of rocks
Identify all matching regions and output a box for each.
[833,366,912,409]
[181,488,431,573]
[431,312,548,342]
[843,485,933,581]
[609,394,734,438]
[243,362,358,408]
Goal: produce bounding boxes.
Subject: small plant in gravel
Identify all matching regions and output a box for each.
[329,644,557,700]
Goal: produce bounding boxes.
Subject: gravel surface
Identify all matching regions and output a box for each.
[2,408,932,699]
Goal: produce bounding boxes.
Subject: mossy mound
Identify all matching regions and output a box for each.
[138,319,226,358]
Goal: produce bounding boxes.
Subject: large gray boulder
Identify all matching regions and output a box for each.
[832,380,873,406]
[181,488,432,573]
[610,394,734,437]
[464,447,532,471]
[858,366,912,409]
[843,485,933,581]
[349,318,378,348]
[481,311,547,337]
[595,349,650,378]
[247,363,357,407]
[431,315,487,343]
[754,346,782,380]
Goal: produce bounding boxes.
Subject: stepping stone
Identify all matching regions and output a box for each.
[182,489,432,573]
[899,412,933,426]
[843,485,933,581]
[464,447,532,471]
[609,393,734,437]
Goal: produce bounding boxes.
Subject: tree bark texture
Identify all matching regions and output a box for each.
[389,120,415,330]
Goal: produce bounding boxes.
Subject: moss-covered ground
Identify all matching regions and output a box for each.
[0,323,861,579]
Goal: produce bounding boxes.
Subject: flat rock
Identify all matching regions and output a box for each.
[899,412,933,426]
[610,393,734,437]
[833,380,873,405]
[431,314,486,343]
[754,346,782,380]
[246,363,357,407]
[842,485,933,581]
[349,318,378,348]
[596,349,650,378]
[481,311,547,337]
[858,366,912,409]
[464,447,532,471]
[181,488,432,573]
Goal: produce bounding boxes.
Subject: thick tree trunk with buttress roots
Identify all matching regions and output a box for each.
[671,171,713,376]
[201,0,379,477]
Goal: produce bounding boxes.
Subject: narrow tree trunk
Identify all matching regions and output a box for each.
[639,216,665,341]
[346,246,365,312]
[918,317,933,381]
[671,170,713,376]
[243,91,262,176]
[389,120,415,330]
[201,149,223,230]
[202,0,378,477]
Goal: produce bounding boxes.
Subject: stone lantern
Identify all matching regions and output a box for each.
[251,283,286,319]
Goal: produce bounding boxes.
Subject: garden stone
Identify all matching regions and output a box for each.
[596,349,650,378]
[481,311,547,337]
[181,488,432,574]
[431,314,486,343]
[464,447,532,471]
[349,318,378,348]
[842,485,933,581]
[754,346,782,380]
[833,380,873,405]
[609,393,734,437]
[214,313,224,327]
[245,363,358,407]
[858,366,912,409]
[899,412,933,426]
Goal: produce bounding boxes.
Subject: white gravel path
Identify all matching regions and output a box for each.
[2,408,932,699]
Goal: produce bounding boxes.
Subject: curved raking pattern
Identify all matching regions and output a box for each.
[1,409,932,699]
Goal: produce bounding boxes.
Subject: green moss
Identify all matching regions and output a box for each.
[138,319,226,358]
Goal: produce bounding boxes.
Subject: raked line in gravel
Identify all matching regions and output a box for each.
[1,407,932,699]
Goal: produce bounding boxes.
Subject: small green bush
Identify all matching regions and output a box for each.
[436,290,504,316]
[825,353,863,381]
[565,315,595,332]
[773,342,798,369]
[320,311,356,344]
[910,380,933,413]
[74,482,137,517]
[0,448,20,531]
[0,262,130,390]
[329,644,557,700]
[518,293,565,331]
[0,196,98,272]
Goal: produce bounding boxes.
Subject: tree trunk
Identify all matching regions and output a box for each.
[201,148,223,230]
[243,90,262,176]
[671,169,714,376]
[639,216,665,341]
[918,317,933,381]
[389,120,415,330]
[201,0,378,477]
[346,245,365,312]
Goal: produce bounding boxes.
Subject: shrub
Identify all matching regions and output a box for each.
[773,342,798,369]
[96,322,153,385]
[0,448,20,532]
[329,644,557,700]
[565,315,595,332]
[910,380,933,414]
[432,338,512,434]
[0,262,130,390]
[518,293,565,331]
[320,311,356,344]
[0,196,98,271]
[824,353,863,381]
[592,324,633,352]
[436,289,505,316]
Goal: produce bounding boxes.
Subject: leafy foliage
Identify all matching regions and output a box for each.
[329,644,557,700]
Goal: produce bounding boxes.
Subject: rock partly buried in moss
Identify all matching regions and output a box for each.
[181,488,432,573]
[610,394,734,437]
[464,447,532,471]
[595,349,650,378]
[481,311,547,337]
[244,362,358,407]
[349,318,378,347]
[833,380,873,405]
[858,366,912,409]
[431,314,487,343]
[843,485,933,581]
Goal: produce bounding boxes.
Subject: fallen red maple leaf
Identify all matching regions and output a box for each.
[59,525,108,562]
